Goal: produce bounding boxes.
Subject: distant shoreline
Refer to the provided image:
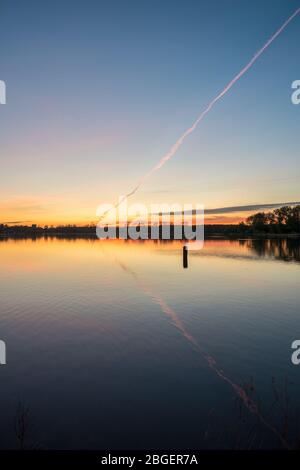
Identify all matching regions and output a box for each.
[0,224,300,241]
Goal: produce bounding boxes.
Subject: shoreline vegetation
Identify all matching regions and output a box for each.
[1,206,299,240]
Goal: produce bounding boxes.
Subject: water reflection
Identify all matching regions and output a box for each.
[116,256,290,449]
[189,238,300,265]
[1,236,300,265]
[247,238,300,263]
[0,236,299,449]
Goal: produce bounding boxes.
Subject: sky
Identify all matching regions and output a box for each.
[0,0,299,225]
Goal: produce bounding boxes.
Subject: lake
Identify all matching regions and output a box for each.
[0,237,299,449]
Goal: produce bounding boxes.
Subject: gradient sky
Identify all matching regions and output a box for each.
[0,0,299,224]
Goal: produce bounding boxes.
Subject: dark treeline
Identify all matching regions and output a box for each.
[240,205,300,234]
[0,223,241,240]
[0,206,299,239]
[0,223,98,239]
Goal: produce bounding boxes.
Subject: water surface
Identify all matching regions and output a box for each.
[0,237,299,449]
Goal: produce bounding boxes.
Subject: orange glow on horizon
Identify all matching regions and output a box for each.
[1,213,248,227]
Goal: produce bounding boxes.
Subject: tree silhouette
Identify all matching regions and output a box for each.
[246,206,300,234]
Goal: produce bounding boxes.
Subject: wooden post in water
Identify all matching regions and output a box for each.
[170,211,174,239]
[183,245,188,269]
[159,212,163,239]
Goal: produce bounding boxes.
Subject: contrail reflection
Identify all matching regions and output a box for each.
[116,257,290,448]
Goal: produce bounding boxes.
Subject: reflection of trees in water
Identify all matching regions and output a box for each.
[239,239,300,263]
[1,235,300,265]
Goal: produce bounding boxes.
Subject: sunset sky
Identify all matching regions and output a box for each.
[0,0,299,225]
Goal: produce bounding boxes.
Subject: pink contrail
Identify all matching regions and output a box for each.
[98,7,300,222]
[123,7,300,200]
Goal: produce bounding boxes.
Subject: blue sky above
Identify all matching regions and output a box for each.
[0,0,299,223]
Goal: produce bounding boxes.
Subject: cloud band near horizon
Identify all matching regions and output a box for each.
[156,201,300,216]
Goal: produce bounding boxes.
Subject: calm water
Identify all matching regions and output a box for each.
[0,237,300,449]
